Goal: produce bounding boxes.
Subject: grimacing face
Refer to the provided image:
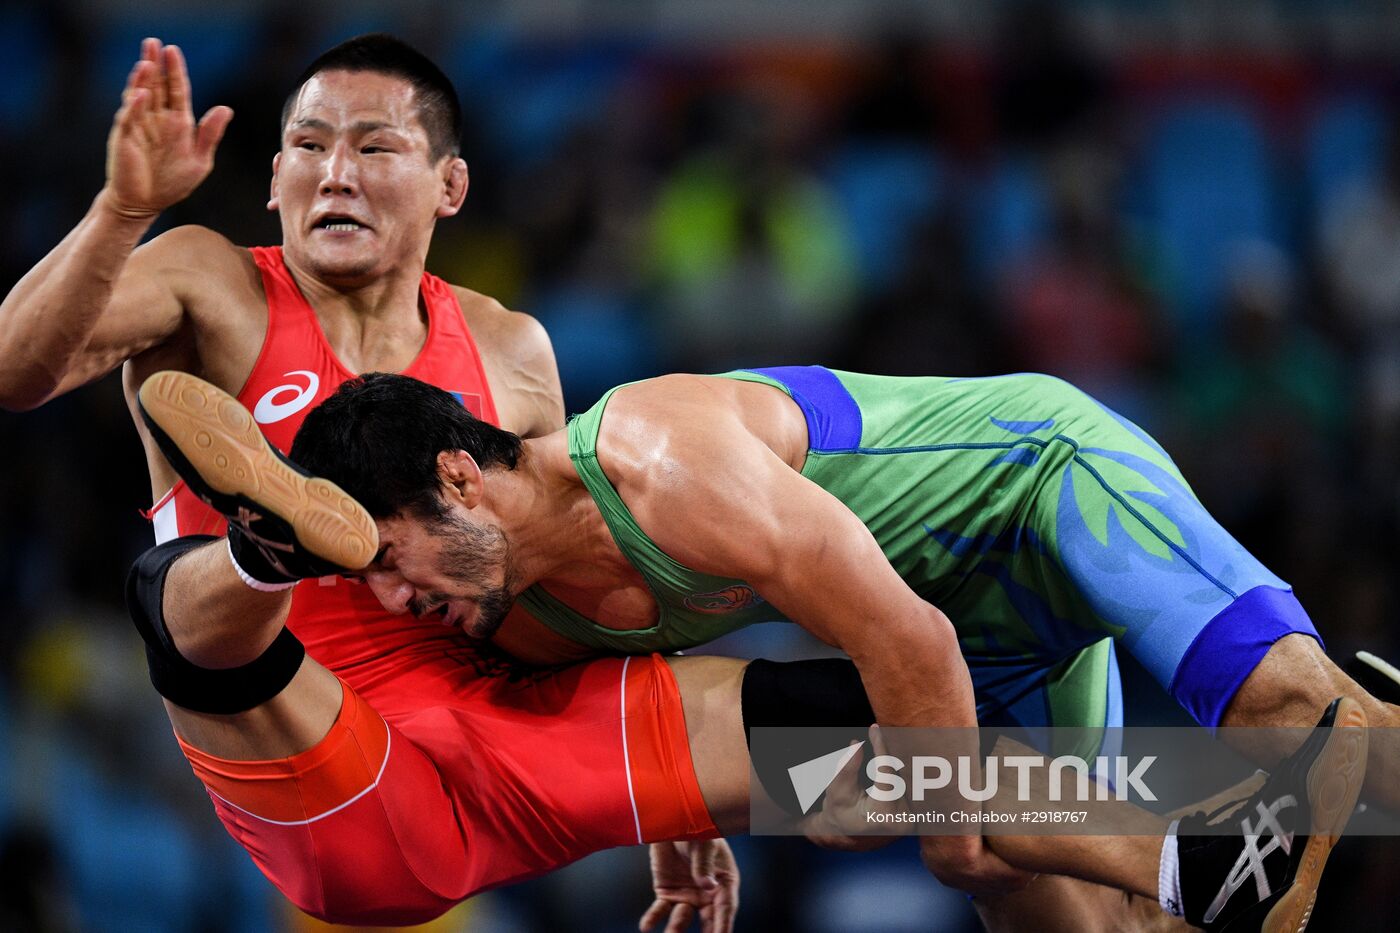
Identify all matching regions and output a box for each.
[270,69,465,285]
[360,507,516,640]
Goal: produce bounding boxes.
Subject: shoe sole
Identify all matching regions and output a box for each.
[139,370,378,569]
[1261,696,1369,933]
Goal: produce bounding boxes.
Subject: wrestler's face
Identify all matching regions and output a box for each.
[362,507,515,640]
[271,69,467,286]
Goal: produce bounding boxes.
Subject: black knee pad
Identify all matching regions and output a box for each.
[741,658,876,816]
[125,536,305,715]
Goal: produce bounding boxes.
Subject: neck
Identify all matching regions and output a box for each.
[484,433,628,593]
[282,247,428,320]
[279,246,431,373]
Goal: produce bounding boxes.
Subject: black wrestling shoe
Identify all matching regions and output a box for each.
[1177,697,1368,932]
[1342,651,1400,705]
[137,370,377,583]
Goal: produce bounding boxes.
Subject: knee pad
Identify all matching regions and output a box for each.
[741,658,875,816]
[125,536,305,714]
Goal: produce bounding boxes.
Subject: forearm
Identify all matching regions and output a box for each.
[850,608,978,731]
[0,189,155,409]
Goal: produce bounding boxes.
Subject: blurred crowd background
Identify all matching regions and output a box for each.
[2,0,1400,930]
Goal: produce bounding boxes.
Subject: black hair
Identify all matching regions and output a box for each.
[290,373,523,519]
[281,33,463,160]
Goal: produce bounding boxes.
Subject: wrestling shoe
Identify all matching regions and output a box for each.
[1342,651,1400,704]
[137,370,377,584]
[1177,697,1368,932]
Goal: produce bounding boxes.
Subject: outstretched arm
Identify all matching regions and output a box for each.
[610,384,1033,895]
[0,39,232,410]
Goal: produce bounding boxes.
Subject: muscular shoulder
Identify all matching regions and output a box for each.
[603,374,799,454]
[595,375,801,578]
[129,225,264,327]
[598,374,808,498]
[597,375,739,484]
[450,286,550,360]
[131,225,253,291]
[124,226,266,389]
[449,285,563,437]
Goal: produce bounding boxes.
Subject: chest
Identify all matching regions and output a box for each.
[541,568,660,632]
[314,309,429,375]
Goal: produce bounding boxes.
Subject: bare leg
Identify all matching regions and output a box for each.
[1223,633,1397,809]
[976,770,1269,933]
[161,538,290,667]
[973,735,1167,898]
[977,876,1187,933]
[156,539,341,760]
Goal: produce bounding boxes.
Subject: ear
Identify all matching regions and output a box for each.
[436,449,484,508]
[267,152,282,212]
[436,157,469,218]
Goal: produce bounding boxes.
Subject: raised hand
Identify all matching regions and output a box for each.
[103,38,233,220]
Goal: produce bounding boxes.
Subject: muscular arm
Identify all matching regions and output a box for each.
[609,381,975,735]
[0,196,172,408]
[0,39,231,410]
[0,223,250,409]
[602,378,1033,893]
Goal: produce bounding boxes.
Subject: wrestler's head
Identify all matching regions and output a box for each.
[292,373,522,639]
[271,34,468,286]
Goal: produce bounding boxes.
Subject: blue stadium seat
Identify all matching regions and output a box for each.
[798,840,978,932]
[96,11,258,104]
[0,9,48,130]
[1130,98,1283,328]
[51,752,205,932]
[1305,92,1388,227]
[968,156,1051,285]
[826,143,944,288]
[447,32,641,165]
[531,286,661,411]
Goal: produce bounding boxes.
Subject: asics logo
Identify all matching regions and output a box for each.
[253,371,320,424]
[234,506,297,578]
[1203,794,1297,924]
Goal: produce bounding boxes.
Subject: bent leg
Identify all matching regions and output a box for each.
[1223,632,1399,809]
[161,544,343,757]
[180,680,470,925]
[128,535,339,759]
[128,537,469,923]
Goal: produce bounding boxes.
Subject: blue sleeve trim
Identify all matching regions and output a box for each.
[1168,585,1324,729]
[744,366,863,451]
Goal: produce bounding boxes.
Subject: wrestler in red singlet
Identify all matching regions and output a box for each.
[150,247,714,923]
[151,246,503,699]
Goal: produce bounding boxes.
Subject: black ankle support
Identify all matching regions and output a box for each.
[741,658,876,816]
[125,536,306,714]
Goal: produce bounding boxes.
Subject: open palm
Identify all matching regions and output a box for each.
[641,839,739,933]
[104,38,232,219]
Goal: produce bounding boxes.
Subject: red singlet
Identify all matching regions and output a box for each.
[147,248,715,924]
